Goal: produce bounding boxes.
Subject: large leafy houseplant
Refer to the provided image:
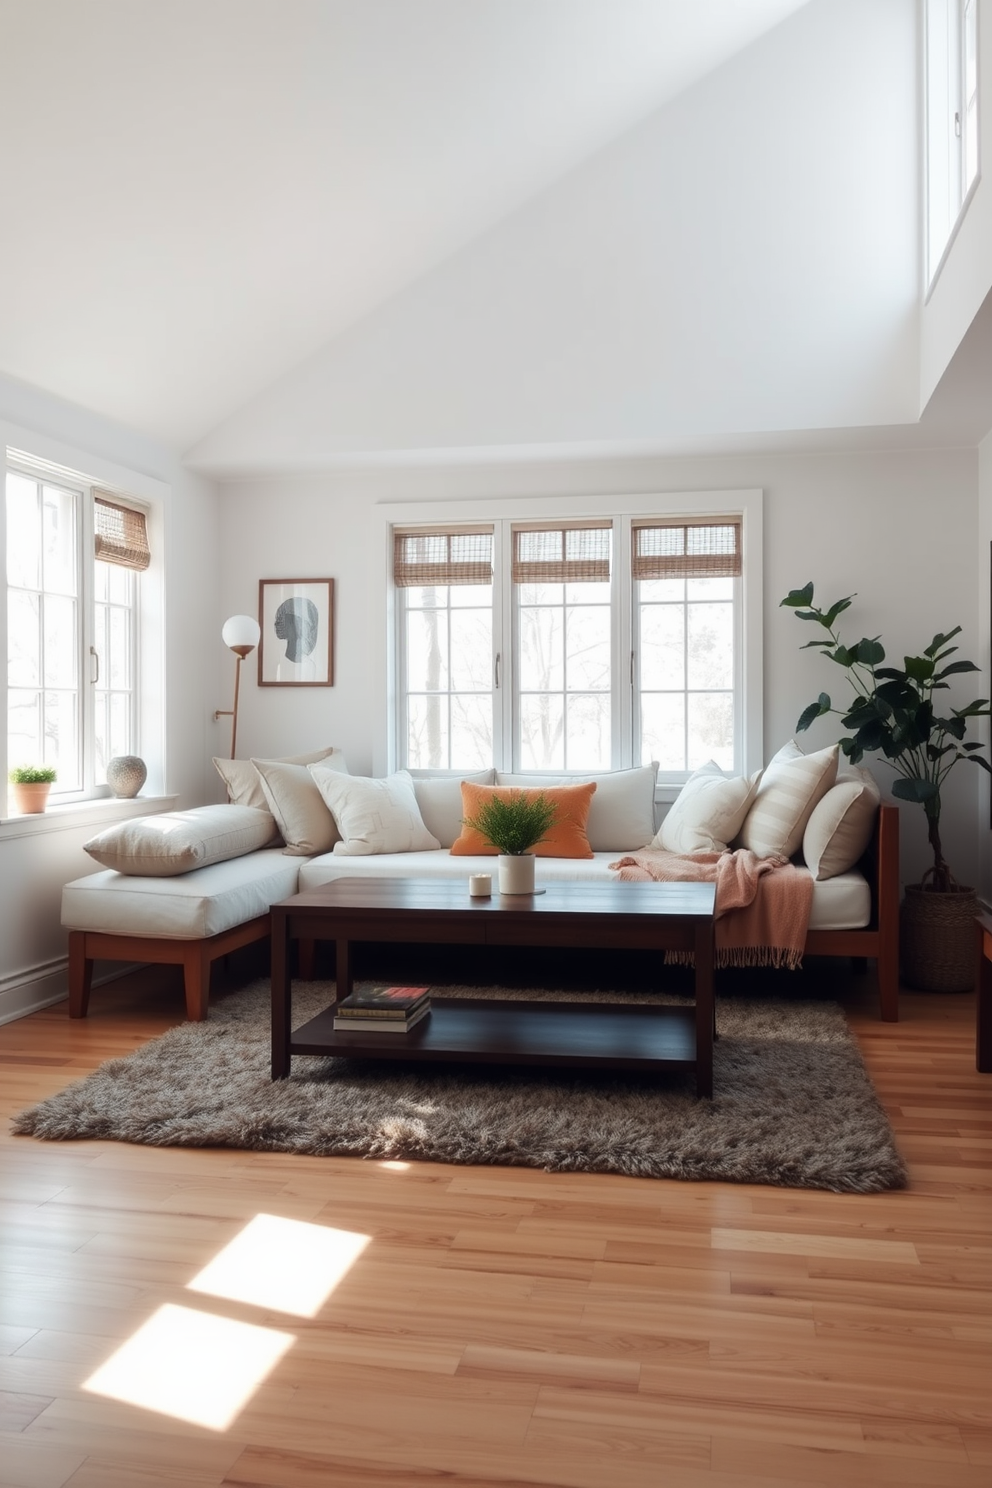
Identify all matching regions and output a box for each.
[781,583,991,893]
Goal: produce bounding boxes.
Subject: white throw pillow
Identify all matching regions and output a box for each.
[412,770,495,848]
[738,739,839,859]
[213,745,345,811]
[495,764,659,850]
[655,761,761,855]
[310,767,442,856]
[252,755,350,856]
[802,765,881,880]
[84,805,277,876]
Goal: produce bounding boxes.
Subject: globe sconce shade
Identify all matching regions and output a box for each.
[221,614,261,658]
[215,614,261,757]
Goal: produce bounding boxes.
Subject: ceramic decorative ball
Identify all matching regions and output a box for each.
[106,755,147,799]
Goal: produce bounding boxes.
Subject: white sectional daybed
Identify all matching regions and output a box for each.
[62,746,900,1024]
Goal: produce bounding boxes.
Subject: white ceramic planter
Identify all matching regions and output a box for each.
[498,853,536,895]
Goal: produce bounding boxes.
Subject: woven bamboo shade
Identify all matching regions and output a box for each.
[393,526,493,588]
[94,494,151,571]
[632,518,741,580]
[512,522,611,584]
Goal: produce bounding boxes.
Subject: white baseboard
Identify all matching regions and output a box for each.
[0,959,69,1025]
[0,959,141,1026]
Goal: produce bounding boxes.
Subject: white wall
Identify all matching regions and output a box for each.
[0,375,221,1022]
[921,0,992,408]
[190,0,919,473]
[219,444,979,891]
[979,426,992,905]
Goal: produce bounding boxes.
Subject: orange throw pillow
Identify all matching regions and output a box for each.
[451,781,596,858]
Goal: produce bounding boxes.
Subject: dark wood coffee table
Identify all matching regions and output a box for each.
[270,877,717,1096]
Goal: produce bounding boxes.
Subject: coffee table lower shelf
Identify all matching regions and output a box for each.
[289,997,698,1075]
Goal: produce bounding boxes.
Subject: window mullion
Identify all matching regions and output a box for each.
[494,519,513,772]
[614,516,632,770]
[80,491,97,795]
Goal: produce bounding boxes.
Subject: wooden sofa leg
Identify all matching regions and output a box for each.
[183,945,212,1021]
[876,947,899,1022]
[68,931,93,1018]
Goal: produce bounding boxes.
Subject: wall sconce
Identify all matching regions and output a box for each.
[215,614,261,758]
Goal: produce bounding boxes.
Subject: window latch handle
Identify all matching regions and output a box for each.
[89,645,99,684]
[494,652,501,690]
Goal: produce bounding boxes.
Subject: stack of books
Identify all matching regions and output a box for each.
[332,984,432,1033]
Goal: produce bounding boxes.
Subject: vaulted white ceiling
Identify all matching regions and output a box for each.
[0,0,812,451]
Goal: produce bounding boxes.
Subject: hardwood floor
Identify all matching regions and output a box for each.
[0,957,989,1488]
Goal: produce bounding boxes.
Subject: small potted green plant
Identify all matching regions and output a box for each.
[462,790,559,894]
[9,764,58,815]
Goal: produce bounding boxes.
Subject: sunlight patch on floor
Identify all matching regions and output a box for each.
[83,1303,295,1430]
[187,1212,371,1318]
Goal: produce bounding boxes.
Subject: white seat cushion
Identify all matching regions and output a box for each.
[299,849,870,929]
[299,849,622,892]
[806,869,870,930]
[62,850,302,940]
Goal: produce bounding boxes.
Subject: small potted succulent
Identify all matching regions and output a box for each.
[9,764,57,815]
[462,790,559,894]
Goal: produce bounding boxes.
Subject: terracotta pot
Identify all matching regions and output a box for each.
[11,782,51,815]
[498,853,536,895]
[899,883,978,992]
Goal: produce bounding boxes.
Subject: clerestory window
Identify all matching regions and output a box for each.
[926,0,981,287]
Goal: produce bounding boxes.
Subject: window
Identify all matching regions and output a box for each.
[394,526,495,771]
[5,462,148,803]
[514,523,613,771]
[926,0,981,286]
[633,520,740,774]
[390,502,757,784]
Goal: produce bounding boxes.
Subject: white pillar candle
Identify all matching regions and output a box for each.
[469,873,492,897]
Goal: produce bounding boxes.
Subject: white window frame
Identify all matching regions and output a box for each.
[1,423,168,824]
[926,0,982,293]
[631,522,743,781]
[377,490,763,798]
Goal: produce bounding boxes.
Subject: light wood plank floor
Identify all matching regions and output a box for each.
[0,958,989,1488]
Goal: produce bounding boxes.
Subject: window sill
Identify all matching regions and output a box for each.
[0,794,177,841]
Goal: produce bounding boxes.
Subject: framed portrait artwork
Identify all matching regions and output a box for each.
[258,578,334,686]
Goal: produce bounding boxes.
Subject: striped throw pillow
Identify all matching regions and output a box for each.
[737,740,838,859]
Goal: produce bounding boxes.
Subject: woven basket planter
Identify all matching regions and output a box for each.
[899,883,978,992]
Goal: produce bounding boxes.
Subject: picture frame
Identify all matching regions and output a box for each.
[258,578,334,687]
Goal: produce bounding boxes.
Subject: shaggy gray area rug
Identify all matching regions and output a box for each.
[12,981,906,1192]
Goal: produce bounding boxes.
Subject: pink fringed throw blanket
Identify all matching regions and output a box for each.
[609,849,814,970]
